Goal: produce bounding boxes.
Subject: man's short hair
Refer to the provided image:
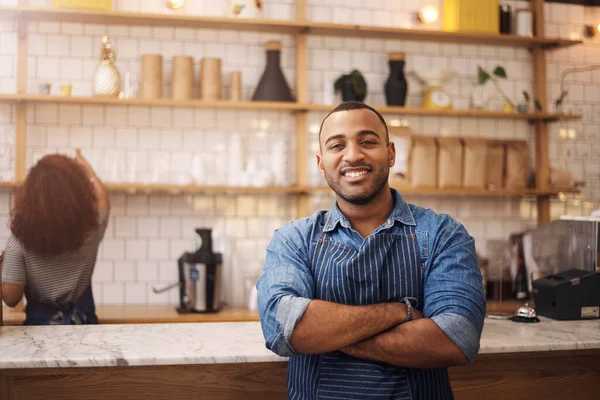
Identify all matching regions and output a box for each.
[318,101,389,146]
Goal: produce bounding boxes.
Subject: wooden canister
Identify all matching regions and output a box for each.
[200,58,222,100]
[141,54,163,99]
[230,71,242,101]
[389,52,405,61]
[171,56,194,100]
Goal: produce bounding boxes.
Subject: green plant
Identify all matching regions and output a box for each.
[522,91,543,112]
[479,66,544,112]
[334,69,367,101]
[477,65,515,109]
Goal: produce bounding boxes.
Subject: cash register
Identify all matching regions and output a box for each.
[532,269,600,320]
[528,216,600,320]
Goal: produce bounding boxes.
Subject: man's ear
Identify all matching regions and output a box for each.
[316,154,325,176]
[388,141,396,167]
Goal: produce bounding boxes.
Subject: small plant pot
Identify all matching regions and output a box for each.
[341,80,357,101]
[516,103,529,113]
[340,80,365,102]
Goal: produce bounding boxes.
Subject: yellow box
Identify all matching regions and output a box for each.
[52,0,112,11]
[444,0,499,34]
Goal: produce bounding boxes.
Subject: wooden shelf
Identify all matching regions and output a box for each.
[0,6,582,50]
[305,104,581,122]
[310,185,575,197]
[0,181,577,197]
[2,6,302,34]
[105,183,304,194]
[0,181,19,189]
[305,22,581,50]
[0,94,302,111]
[0,95,581,122]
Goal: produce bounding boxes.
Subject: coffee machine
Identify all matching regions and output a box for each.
[178,229,223,313]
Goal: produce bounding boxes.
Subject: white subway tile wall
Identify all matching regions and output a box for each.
[1,0,599,307]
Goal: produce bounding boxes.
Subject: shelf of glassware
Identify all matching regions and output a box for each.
[0,6,582,50]
[0,95,582,122]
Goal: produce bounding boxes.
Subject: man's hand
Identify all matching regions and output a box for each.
[290,300,412,355]
[339,307,424,356]
[339,314,469,369]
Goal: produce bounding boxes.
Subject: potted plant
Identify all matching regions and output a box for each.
[334,69,367,102]
[518,91,543,113]
[477,65,515,111]
[477,66,543,113]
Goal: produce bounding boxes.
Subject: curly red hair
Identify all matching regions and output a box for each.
[10,154,99,256]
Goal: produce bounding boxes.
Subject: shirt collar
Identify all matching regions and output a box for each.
[323,188,416,233]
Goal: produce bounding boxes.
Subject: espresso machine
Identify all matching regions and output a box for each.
[178,229,223,313]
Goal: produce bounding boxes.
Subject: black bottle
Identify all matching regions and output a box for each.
[500,4,512,34]
[252,40,294,102]
[512,235,529,300]
[384,52,408,107]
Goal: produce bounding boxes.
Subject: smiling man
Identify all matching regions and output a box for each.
[257,101,485,400]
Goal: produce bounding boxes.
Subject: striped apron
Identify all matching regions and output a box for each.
[313,225,422,399]
[24,285,98,326]
[296,225,432,399]
[286,218,455,399]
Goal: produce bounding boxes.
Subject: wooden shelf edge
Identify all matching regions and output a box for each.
[10,6,302,33]
[104,183,304,194]
[307,21,582,49]
[293,186,579,197]
[0,181,20,189]
[0,94,303,111]
[0,95,581,121]
[0,6,582,50]
[305,103,580,121]
[2,181,578,197]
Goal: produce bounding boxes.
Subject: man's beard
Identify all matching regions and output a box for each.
[324,164,390,205]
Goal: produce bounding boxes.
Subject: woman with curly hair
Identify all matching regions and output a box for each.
[1,150,110,325]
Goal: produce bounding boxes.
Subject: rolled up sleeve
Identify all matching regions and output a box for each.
[257,223,314,357]
[424,220,486,363]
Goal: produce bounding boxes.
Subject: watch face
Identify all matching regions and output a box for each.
[431,90,450,107]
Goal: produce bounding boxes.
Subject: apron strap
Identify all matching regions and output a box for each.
[25,285,98,326]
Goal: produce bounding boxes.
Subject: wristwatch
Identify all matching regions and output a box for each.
[402,297,413,322]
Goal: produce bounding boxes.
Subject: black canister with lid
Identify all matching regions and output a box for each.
[384,52,408,107]
[252,40,294,102]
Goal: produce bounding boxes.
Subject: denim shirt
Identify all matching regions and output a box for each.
[258,188,486,366]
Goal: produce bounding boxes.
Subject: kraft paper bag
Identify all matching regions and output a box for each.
[462,138,488,188]
[437,137,463,188]
[410,136,437,188]
[505,141,529,189]
[486,141,505,190]
[389,126,411,188]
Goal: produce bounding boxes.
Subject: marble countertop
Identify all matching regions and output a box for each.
[0,318,599,369]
